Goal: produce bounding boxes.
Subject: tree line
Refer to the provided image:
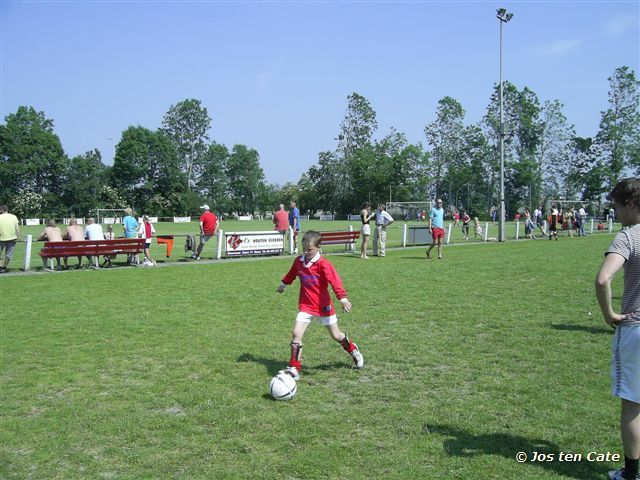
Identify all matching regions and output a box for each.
[1,66,637,219]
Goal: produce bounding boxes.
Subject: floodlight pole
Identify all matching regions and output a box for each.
[497,8,512,242]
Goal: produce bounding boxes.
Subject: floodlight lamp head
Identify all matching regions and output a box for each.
[496,8,513,22]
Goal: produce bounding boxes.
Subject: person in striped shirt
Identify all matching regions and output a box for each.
[595,177,640,480]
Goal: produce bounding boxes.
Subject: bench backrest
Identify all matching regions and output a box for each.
[40,238,146,257]
[318,230,360,245]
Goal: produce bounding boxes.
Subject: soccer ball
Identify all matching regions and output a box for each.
[269,373,297,401]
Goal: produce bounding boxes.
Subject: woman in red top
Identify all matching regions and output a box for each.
[276,231,364,381]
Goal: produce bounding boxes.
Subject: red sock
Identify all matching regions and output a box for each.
[339,335,356,353]
[289,342,302,369]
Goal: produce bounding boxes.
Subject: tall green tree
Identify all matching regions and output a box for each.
[537,100,575,202]
[424,96,466,201]
[63,149,108,216]
[226,144,265,214]
[111,126,185,212]
[0,106,68,210]
[595,66,640,187]
[198,142,230,211]
[160,98,212,191]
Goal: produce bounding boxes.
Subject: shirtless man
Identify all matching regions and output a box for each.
[37,220,64,270]
[63,218,84,269]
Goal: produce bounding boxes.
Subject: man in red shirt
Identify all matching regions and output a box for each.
[192,204,218,260]
[273,204,289,234]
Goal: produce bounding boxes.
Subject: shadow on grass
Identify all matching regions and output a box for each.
[237,353,283,376]
[550,324,613,335]
[425,424,609,480]
[237,353,350,377]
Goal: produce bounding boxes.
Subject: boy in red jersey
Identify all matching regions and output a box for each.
[276,230,364,381]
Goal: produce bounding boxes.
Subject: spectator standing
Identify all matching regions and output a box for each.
[427,198,445,260]
[549,206,559,241]
[289,201,301,254]
[594,178,640,480]
[372,203,394,257]
[461,211,471,240]
[193,204,218,260]
[0,205,20,273]
[38,219,64,270]
[534,206,548,238]
[524,209,536,240]
[452,210,460,227]
[273,204,289,235]
[122,207,139,265]
[276,230,363,382]
[122,208,138,239]
[473,217,483,238]
[578,206,588,236]
[138,215,156,266]
[359,202,375,259]
[63,217,84,269]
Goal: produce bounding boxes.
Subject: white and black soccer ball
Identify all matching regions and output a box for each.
[269,373,297,401]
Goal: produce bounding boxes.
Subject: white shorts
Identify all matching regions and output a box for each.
[295,311,338,326]
[611,325,640,403]
[361,224,371,236]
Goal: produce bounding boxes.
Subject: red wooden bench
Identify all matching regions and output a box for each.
[39,238,146,269]
[318,230,360,252]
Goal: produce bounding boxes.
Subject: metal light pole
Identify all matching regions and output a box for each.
[497,8,513,242]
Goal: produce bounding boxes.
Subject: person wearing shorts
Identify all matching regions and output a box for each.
[427,198,445,260]
[360,202,375,259]
[0,205,20,273]
[193,204,218,260]
[276,230,364,381]
[595,178,640,480]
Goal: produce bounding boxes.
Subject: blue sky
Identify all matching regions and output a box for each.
[1,1,638,185]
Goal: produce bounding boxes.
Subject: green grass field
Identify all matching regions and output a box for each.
[0,231,625,479]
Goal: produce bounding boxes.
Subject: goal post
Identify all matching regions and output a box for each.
[386,201,432,221]
[96,209,126,224]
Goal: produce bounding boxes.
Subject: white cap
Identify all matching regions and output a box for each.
[200,204,210,210]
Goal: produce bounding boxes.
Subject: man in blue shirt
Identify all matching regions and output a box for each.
[122,207,139,264]
[426,198,445,260]
[289,201,301,254]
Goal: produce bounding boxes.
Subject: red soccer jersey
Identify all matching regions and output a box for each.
[200,211,218,235]
[282,254,347,316]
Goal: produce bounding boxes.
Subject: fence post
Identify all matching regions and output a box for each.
[289,227,295,255]
[402,224,407,247]
[348,225,355,252]
[23,235,32,271]
[590,218,594,234]
[483,223,489,242]
[515,221,520,240]
[217,229,224,259]
[446,223,452,244]
[609,218,613,232]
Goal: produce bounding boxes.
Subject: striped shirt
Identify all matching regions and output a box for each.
[606,224,640,326]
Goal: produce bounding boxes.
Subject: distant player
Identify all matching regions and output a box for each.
[427,198,445,259]
[595,178,640,480]
[289,201,301,254]
[276,230,364,381]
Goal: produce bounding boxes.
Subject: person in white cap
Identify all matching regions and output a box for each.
[193,204,218,259]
